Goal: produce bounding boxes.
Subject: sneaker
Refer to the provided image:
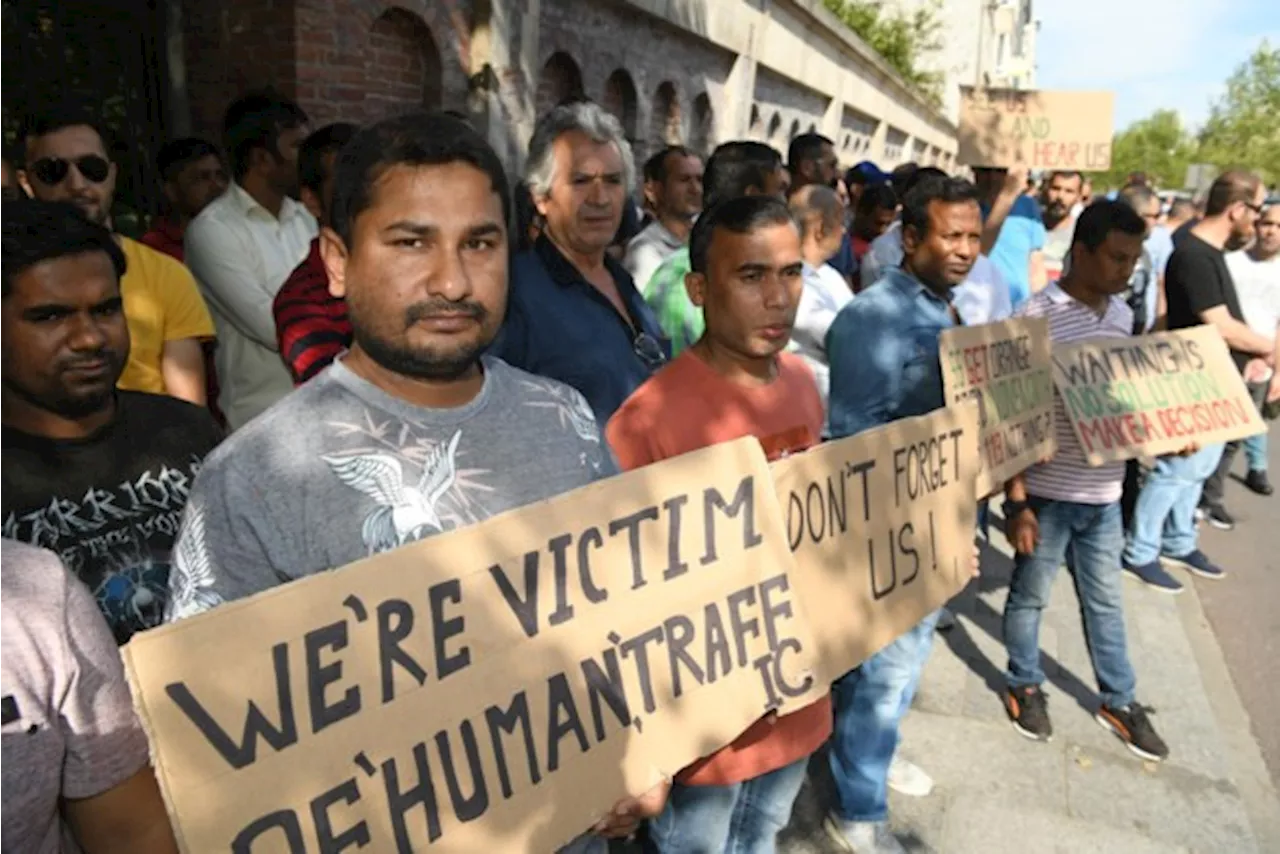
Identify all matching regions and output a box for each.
[887,755,933,797]
[1003,684,1053,741]
[1161,549,1227,580]
[823,816,907,854]
[1200,502,1236,531]
[1245,469,1274,496]
[1123,559,1185,594]
[935,606,957,632]
[1096,703,1170,761]
[1193,505,1206,523]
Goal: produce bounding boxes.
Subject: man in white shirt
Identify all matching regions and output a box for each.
[787,183,852,417]
[624,145,702,294]
[185,91,317,429]
[1224,203,1280,494]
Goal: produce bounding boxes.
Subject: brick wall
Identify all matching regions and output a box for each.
[532,0,734,165]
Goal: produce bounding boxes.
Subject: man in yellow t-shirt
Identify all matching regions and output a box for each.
[18,108,215,405]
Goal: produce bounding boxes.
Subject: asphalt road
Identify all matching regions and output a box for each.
[1194,426,1280,789]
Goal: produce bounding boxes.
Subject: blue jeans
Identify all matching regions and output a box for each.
[1123,443,1224,566]
[648,757,808,854]
[1004,497,1136,708]
[1244,431,1268,472]
[828,611,940,823]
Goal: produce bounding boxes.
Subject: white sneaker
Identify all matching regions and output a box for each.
[823,816,908,854]
[887,755,934,797]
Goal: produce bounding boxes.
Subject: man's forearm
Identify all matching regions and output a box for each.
[1217,316,1275,356]
[1005,472,1028,502]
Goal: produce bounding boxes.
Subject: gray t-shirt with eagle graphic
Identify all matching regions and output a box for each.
[164,356,616,620]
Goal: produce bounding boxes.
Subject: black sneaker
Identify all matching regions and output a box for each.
[1200,502,1235,531]
[1096,703,1169,761]
[1004,685,1053,741]
[1245,469,1274,496]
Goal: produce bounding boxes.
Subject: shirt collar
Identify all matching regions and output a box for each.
[884,266,953,305]
[1044,279,1073,304]
[229,182,306,223]
[534,233,636,292]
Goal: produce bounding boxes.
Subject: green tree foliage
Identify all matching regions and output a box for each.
[1196,42,1280,184]
[823,0,945,108]
[1092,109,1197,191]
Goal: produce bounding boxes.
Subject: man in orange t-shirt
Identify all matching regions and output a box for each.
[606,195,829,852]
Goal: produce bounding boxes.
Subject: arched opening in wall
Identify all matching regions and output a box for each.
[364,8,443,122]
[537,51,585,114]
[689,93,714,158]
[602,69,639,142]
[652,81,682,146]
[767,113,782,146]
[749,105,763,140]
[788,119,801,141]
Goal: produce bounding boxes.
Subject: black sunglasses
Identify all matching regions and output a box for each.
[31,155,110,186]
[633,331,668,370]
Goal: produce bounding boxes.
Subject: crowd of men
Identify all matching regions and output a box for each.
[1,85,1276,854]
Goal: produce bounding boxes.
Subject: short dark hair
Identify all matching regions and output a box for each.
[890,162,919,199]
[299,123,358,194]
[787,133,833,169]
[2,199,126,297]
[901,175,979,238]
[703,141,782,209]
[330,112,511,246]
[902,166,947,199]
[643,145,697,184]
[1070,199,1146,253]
[1204,169,1262,217]
[1169,198,1196,220]
[20,105,112,163]
[222,90,308,180]
[856,183,898,217]
[156,137,222,183]
[1118,182,1158,212]
[789,184,843,237]
[1048,170,1084,186]
[690,195,796,275]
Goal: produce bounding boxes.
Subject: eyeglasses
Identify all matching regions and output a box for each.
[30,155,110,186]
[633,331,668,370]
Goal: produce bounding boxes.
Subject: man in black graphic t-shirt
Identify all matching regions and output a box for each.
[2,199,221,643]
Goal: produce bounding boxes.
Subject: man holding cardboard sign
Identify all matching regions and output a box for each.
[823,174,983,854]
[606,195,831,854]
[1002,202,1169,761]
[1123,171,1271,581]
[162,113,666,849]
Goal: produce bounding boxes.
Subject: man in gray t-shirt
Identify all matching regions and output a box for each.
[1,541,177,853]
[165,355,613,615]
[164,112,667,847]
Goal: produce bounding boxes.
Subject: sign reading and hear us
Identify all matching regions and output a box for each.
[958,87,1116,172]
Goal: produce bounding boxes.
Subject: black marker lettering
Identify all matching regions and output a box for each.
[305,620,360,734]
[310,777,370,853]
[231,809,305,854]
[662,494,690,581]
[619,626,665,713]
[435,722,489,822]
[581,648,631,742]
[485,691,540,799]
[547,533,576,626]
[727,585,761,668]
[166,642,297,770]
[662,615,705,697]
[377,599,428,705]
[382,742,442,848]
[703,601,731,683]
[429,580,470,680]
[489,552,539,638]
[577,526,608,604]
[610,505,661,590]
[545,673,590,772]
[702,476,763,566]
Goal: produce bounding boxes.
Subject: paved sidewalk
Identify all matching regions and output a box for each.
[778,523,1280,854]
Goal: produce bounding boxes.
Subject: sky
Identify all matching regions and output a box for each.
[1035,0,1280,132]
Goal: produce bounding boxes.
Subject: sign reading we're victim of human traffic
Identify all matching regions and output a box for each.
[1051,325,1266,465]
[958,87,1115,171]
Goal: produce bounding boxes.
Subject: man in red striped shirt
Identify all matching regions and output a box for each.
[273,123,356,384]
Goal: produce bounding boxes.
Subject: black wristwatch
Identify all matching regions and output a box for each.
[1003,499,1030,518]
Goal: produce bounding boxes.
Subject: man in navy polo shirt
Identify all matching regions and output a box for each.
[497,101,669,423]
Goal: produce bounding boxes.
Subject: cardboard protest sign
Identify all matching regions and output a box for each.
[122,437,824,854]
[940,319,1056,496]
[1051,325,1267,465]
[770,403,981,684]
[958,87,1114,171]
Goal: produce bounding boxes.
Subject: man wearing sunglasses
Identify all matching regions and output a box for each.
[18,108,215,409]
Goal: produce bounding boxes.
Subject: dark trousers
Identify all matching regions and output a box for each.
[1201,380,1269,507]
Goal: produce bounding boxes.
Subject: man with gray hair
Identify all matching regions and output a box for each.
[496,100,669,423]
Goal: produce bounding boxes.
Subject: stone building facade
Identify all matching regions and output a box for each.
[180,0,957,177]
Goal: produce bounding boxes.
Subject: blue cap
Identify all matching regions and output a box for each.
[846,160,890,185]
